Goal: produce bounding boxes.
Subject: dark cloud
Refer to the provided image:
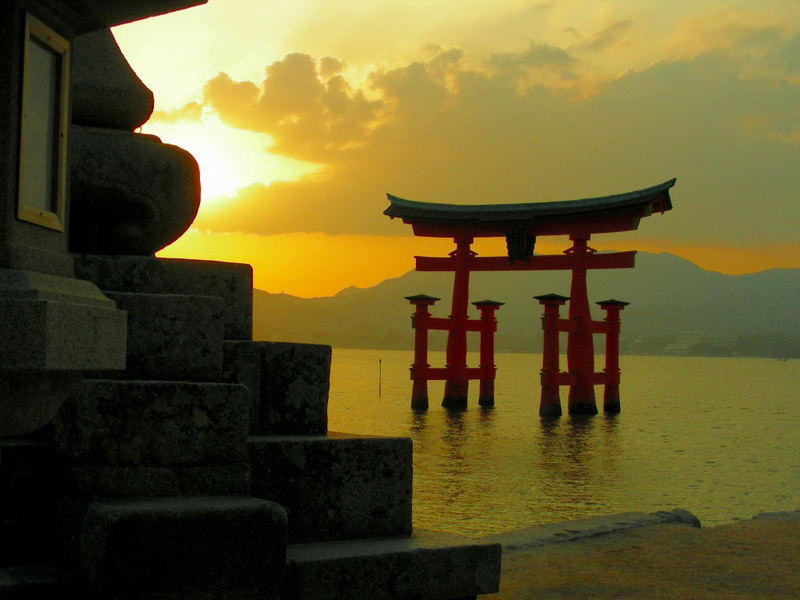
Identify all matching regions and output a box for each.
[489,41,577,70]
[318,56,345,79]
[768,33,800,74]
[202,73,260,129]
[203,53,382,162]
[193,47,800,248]
[725,23,786,47]
[684,14,789,51]
[151,101,203,123]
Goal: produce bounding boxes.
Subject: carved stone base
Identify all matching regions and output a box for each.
[0,268,126,436]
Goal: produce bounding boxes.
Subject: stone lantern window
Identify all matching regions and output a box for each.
[17,12,69,231]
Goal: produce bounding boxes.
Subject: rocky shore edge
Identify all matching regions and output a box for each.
[480,508,800,599]
[480,507,800,552]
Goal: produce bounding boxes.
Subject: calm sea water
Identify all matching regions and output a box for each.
[328,348,800,537]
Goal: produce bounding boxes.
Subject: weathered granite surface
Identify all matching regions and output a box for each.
[69,127,200,256]
[0,269,127,436]
[73,256,253,340]
[222,341,262,433]
[0,269,127,372]
[224,342,330,435]
[58,463,250,497]
[261,343,330,435]
[249,433,412,543]
[103,292,224,381]
[54,380,249,466]
[79,496,287,599]
[284,530,502,600]
[71,29,154,130]
[0,299,126,372]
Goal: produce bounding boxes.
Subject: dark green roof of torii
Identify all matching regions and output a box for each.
[384,179,675,223]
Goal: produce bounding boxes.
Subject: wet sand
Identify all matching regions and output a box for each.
[485,510,800,599]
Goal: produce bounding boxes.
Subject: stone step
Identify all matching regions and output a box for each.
[78,496,287,599]
[0,566,76,599]
[53,380,250,496]
[98,291,224,381]
[249,433,412,543]
[282,530,501,600]
[73,255,252,340]
[224,341,330,435]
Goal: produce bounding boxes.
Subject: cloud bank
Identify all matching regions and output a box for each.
[156,26,800,248]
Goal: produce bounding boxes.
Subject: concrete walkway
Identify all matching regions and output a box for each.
[482,509,800,599]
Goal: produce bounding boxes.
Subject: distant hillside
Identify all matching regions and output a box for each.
[253,252,800,356]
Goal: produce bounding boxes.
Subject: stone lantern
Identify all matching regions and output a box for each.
[0,1,205,437]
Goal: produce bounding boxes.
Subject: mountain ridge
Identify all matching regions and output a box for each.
[253,252,800,355]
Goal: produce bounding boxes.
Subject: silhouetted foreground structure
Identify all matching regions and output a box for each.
[0,3,500,598]
[386,179,675,414]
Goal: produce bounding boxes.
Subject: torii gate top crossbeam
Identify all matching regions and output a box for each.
[384,178,675,238]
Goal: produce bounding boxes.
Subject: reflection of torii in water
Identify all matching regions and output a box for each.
[384,178,676,416]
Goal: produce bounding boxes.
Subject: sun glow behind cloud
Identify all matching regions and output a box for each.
[141,111,318,204]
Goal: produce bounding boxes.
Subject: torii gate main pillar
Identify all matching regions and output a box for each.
[565,236,598,415]
[442,237,474,409]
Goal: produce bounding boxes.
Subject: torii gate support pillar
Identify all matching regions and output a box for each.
[536,294,569,417]
[474,300,504,407]
[406,294,440,410]
[598,299,629,414]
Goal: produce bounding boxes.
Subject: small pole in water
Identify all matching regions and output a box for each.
[378,358,382,397]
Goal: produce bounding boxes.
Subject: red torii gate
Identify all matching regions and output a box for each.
[384,179,675,415]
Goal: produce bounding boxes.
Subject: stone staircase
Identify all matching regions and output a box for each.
[1,255,500,599]
[55,255,287,599]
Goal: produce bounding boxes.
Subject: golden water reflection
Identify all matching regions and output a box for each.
[329,349,800,536]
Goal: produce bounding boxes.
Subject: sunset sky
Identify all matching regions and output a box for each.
[113,0,800,297]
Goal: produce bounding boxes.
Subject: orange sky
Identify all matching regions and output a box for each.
[114,1,800,297]
[157,230,800,298]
